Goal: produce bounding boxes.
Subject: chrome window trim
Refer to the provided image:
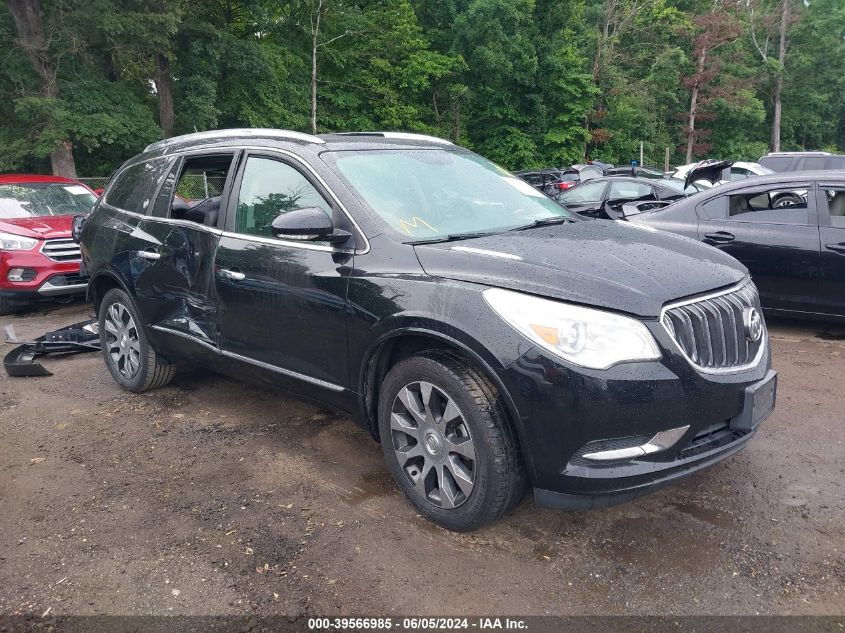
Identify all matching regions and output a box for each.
[659,277,768,375]
[150,325,345,392]
[99,146,370,255]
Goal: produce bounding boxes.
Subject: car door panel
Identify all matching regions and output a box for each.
[214,152,354,405]
[697,184,821,312]
[132,153,236,347]
[817,184,845,316]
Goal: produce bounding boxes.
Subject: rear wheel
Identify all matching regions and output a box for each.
[98,288,174,393]
[378,351,526,531]
[773,193,802,208]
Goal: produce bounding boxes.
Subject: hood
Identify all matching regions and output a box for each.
[0,215,73,240]
[683,159,733,189]
[413,220,747,318]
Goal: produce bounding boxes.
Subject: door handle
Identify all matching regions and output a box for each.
[218,268,245,281]
[704,231,736,244]
[825,243,845,254]
[136,250,161,260]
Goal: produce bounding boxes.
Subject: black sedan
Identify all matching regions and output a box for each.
[630,170,845,320]
[555,176,699,219]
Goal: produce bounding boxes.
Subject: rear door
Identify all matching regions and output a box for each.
[696,183,821,312]
[817,182,845,316]
[132,152,236,347]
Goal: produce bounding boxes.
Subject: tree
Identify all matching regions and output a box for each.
[5,0,76,175]
[680,6,742,162]
[748,0,802,151]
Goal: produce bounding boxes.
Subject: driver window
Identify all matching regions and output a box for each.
[608,181,652,200]
[235,157,332,237]
[561,180,606,203]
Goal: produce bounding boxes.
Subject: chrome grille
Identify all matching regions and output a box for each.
[661,280,765,372]
[41,238,81,262]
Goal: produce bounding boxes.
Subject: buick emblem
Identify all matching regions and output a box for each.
[743,307,763,342]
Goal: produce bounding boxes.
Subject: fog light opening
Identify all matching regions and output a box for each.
[581,425,690,462]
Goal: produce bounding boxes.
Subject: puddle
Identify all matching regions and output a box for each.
[672,503,734,528]
[348,469,397,504]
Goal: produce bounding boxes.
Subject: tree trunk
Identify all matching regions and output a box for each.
[685,51,707,164]
[771,0,789,152]
[154,53,175,138]
[310,2,322,135]
[6,0,77,176]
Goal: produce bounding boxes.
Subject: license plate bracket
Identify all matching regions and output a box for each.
[731,369,777,432]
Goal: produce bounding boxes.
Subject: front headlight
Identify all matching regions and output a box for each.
[484,288,661,370]
[0,231,38,251]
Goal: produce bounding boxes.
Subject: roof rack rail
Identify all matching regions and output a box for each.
[144,128,325,153]
[334,131,454,146]
[765,151,830,156]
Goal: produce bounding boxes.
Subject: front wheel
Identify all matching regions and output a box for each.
[378,351,526,531]
[773,193,802,208]
[98,288,174,393]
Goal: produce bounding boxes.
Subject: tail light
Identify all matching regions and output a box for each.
[556,182,574,191]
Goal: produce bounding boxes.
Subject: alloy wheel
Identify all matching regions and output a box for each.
[103,302,141,380]
[389,381,476,509]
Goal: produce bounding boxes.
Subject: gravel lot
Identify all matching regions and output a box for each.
[1,300,843,617]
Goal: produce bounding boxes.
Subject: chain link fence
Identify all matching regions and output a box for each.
[78,174,227,201]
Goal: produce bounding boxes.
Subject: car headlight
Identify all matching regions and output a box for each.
[483,288,661,369]
[0,231,38,251]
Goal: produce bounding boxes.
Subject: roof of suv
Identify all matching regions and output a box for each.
[143,129,456,155]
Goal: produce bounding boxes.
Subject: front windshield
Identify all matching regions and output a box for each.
[328,149,573,241]
[0,183,96,219]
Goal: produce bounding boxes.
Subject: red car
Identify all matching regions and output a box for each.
[0,174,97,315]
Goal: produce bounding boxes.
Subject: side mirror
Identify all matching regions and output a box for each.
[270,207,351,244]
[71,214,87,244]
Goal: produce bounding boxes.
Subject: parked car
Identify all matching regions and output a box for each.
[759,151,845,173]
[629,170,845,320]
[672,160,774,183]
[513,169,578,196]
[78,129,777,531]
[554,176,700,219]
[0,174,97,315]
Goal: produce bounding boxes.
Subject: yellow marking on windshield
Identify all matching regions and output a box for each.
[399,216,438,236]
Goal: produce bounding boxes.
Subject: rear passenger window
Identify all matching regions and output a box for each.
[823,188,845,228]
[106,158,172,214]
[726,189,809,224]
[801,157,826,171]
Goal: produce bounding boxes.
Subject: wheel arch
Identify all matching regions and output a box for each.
[88,270,132,314]
[357,326,535,481]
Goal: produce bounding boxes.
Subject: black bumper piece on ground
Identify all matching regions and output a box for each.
[3,318,100,377]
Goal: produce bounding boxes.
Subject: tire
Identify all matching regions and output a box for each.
[98,288,175,393]
[378,351,527,531]
[773,193,802,208]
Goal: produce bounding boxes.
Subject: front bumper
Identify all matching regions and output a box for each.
[500,321,775,506]
[0,247,87,303]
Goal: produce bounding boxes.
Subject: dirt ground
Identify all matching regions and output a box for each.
[0,300,843,617]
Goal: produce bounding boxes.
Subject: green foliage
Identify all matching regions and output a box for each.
[0,0,843,176]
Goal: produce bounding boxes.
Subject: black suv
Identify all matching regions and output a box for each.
[78,129,777,531]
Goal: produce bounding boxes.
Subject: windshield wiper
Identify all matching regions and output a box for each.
[508,216,574,232]
[407,231,498,245]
